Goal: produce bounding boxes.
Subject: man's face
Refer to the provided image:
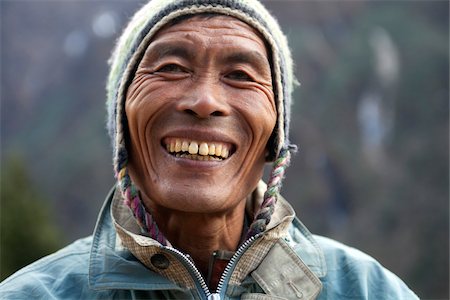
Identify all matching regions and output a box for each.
[126,15,276,214]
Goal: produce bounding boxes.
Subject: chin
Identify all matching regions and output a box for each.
[151,184,245,214]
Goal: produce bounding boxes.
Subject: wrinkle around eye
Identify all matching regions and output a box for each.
[222,64,272,85]
[126,72,170,107]
[126,73,148,104]
[250,81,276,109]
[223,74,273,91]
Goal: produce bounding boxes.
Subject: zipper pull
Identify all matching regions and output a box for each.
[208,293,221,300]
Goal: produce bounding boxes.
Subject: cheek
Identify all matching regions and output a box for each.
[126,77,172,132]
[235,89,277,144]
[125,78,171,168]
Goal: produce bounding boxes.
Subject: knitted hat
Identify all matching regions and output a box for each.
[106,0,297,245]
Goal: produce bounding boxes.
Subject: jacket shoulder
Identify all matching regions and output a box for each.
[313,235,419,300]
[0,236,109,299]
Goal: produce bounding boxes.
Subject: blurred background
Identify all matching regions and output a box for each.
[1,0,448,299]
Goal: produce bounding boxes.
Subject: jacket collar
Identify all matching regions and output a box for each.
[247,181,327,278]
[88,188,181,291]
[89,184,327,293]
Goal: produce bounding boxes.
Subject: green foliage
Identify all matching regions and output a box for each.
[0,156,64,280]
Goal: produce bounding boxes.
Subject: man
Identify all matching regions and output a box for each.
[1,0,418,299]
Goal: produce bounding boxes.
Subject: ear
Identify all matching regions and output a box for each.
[264,149,271,162]
[265,148,276,162]
[265,130,277,162]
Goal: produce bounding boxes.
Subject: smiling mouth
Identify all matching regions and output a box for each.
[164,138,234,161]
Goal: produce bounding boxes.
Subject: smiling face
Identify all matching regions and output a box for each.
[125,15,276,214]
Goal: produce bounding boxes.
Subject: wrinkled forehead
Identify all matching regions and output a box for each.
[158,14,266,38]
[148,13,272,65]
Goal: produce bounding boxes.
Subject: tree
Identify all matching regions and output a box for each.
[0,156,63,280]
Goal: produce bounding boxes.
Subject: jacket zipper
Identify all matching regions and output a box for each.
[164,234,260,300]
[163,247,213,299]
[215,234,260,298]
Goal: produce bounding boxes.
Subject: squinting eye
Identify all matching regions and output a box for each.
[156,64,186,73]
[226,70,253,82]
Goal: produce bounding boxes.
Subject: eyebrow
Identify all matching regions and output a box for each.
[224,51,270,69]
[147,42,195,61]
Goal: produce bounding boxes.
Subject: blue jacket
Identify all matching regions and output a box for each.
[0,188,418,299]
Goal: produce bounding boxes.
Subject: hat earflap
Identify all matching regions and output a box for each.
[246,146,293,239]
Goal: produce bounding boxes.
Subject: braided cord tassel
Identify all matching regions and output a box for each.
[115,158,168,245]
[246,148,292,239]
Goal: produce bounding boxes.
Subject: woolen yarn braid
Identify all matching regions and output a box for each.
[106,0,297,244]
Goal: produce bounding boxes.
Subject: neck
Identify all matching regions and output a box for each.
[147,200,247,277]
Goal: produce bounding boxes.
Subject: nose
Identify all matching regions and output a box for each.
[176,80,230,118]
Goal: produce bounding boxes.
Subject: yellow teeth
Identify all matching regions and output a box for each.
[208,144,215,155]
[181,141,189,152]
[175,140,182,152]
[199,143,209,156]
[166,139,231,159]
[188,142,198,154]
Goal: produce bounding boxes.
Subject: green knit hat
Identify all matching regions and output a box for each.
[107,0,297,244]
